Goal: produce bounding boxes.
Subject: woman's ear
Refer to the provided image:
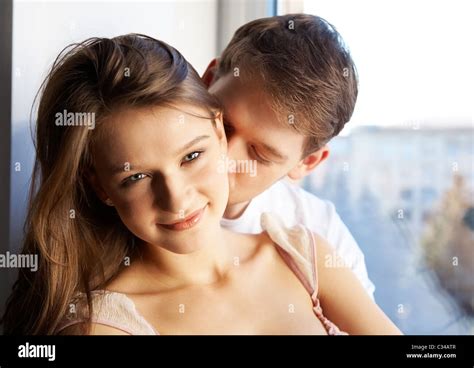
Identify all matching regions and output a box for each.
[213,111,227,153]
[288,145,330,181]
[202,58,219,87]
[87,170,114,206]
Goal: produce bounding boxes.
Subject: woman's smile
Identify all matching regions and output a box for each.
[158,204,208,232]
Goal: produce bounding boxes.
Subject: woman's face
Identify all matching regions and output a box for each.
[91,104,228,254]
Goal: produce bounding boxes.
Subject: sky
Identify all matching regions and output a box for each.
[304,0,473,131]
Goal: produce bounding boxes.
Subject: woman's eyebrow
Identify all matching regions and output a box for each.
[174,135,210,155]
[108,163,145,175]
[107,135,211,175]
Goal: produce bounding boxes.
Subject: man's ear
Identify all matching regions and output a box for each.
[87,170,113,206]
[287,145,330,181]
[202,58,219,88]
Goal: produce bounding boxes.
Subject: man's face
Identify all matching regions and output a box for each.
[208,73,308,207]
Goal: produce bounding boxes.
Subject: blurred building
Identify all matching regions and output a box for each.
[304,125,474,334]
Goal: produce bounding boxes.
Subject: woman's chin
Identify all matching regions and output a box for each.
[159,236,211,254]
[151,220,222,254]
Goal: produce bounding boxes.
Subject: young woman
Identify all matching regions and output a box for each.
[1,34,401,335]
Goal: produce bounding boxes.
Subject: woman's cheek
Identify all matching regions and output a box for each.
[195,155,229,209]
[113,188,155,230]
[198,154,228,185]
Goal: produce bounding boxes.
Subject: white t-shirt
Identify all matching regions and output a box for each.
[221,179,375,299]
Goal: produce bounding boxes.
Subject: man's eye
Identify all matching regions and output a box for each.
[182,151,203,164]
[250,146,272,165]
[223,121,235,136]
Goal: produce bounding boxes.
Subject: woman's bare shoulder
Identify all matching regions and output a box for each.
[59,323,130,335]
[224,229,281,265]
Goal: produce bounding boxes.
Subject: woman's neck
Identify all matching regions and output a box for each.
[138,227,235,289]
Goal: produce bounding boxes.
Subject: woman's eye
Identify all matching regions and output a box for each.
[182,151,202,164]
[128,173,147,182]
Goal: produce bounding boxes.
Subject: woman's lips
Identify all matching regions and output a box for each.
[159,205,207,231]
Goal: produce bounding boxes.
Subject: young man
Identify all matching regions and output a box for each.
[202,14,375,298]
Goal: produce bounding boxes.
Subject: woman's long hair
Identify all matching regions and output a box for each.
[1,34,220,334]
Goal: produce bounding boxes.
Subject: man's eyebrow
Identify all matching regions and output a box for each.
[108,135,211,175]
[259,142,288,161]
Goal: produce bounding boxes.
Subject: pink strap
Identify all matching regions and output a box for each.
[273,246,314,296]
[307,228,319,300]
[307,229,348,335]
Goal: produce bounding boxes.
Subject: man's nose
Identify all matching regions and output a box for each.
[226,135,248,162]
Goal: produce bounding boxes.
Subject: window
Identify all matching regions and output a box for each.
[293,0,474,334]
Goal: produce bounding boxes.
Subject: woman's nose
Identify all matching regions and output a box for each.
[152,173,191,214]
